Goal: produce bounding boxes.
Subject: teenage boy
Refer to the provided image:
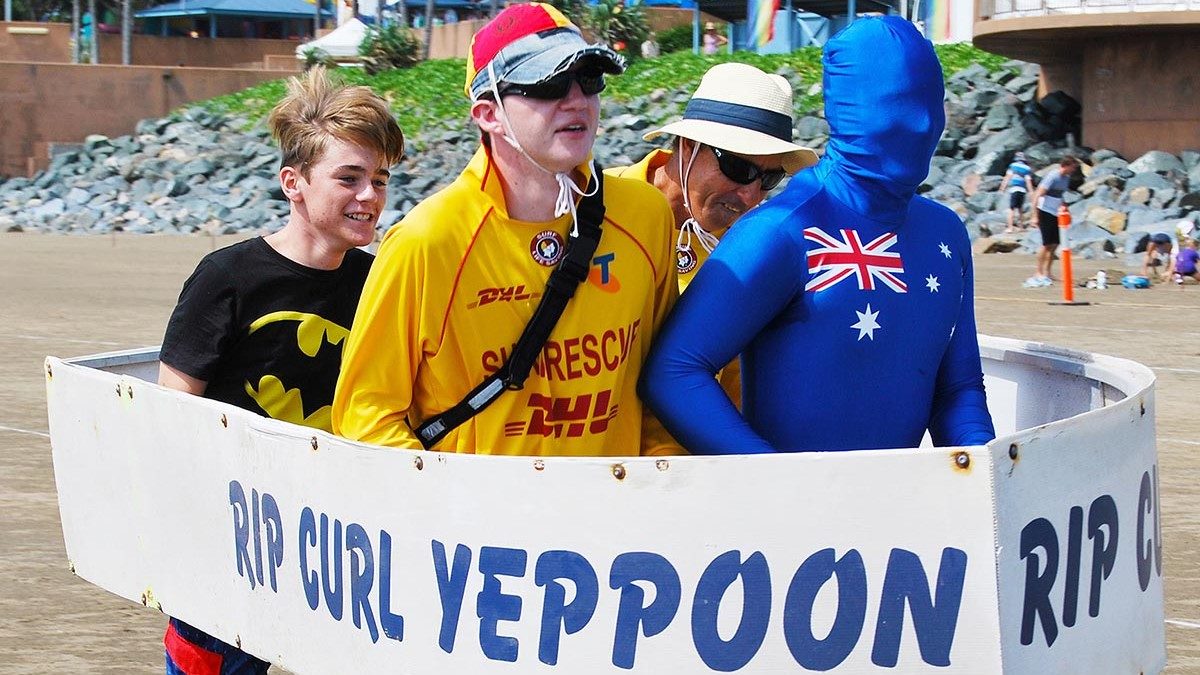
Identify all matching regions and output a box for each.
[333,3,680,456]
[609,62,817,406]
[157,67,404,674]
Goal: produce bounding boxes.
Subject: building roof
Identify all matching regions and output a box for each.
[698,0,895,23]
[136,0,333,20]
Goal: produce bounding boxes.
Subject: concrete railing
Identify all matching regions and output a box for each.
[979,0,1200,19]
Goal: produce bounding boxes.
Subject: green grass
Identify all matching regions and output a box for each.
[199,43,1011,137]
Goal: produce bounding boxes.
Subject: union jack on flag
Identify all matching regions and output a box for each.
[804,227,907,293]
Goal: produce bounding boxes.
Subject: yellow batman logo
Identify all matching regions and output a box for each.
[248,311,350,357]
[245,375,332,430]
[243,312,351,430]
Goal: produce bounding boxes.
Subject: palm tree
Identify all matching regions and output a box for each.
[87,0,98,63]
[121,0,131,65]
[421,0,432,59]
[71,0,80,63]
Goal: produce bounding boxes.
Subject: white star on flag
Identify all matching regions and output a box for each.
[939,242,952,259]
[926,274,940,292]
[852,303,881,341]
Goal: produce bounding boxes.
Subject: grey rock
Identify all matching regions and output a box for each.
[981,103,1020,132]
[32,198,66,220]
[1127,150,1184,175]
[967,191,998,213]
[1004,75,1039,95]
[65,187,91,206]
[1128,208,1183,231]
[1124,172,1174,191]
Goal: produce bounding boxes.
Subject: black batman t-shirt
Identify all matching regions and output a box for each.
[160,237,372,431]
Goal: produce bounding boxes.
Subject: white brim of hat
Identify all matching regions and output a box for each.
[645,119,818,174]
[504,44,623,85]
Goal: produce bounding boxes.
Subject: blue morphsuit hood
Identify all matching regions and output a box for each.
[817,16,946,223]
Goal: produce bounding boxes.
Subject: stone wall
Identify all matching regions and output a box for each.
[0,62,282,176]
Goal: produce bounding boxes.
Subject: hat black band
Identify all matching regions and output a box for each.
[683,98,792,142]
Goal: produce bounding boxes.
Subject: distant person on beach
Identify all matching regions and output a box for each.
[156,67,403,675]
[640,17,995,455]
[1001,151,1034,233]
[702,22,727,55]
[608,62,817,407]
[640,32,660,58]
[1171,237,1199,285]
[1141,231,1176,281]
[1023,155,1080,289]
[332,3,681,456]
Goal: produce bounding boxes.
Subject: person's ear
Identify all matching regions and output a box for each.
[471,98,505,137]
[279,164,303,203]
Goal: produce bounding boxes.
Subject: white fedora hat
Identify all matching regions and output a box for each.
[644,62,818,174]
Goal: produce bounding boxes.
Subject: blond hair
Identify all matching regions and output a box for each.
[268,66,405,175]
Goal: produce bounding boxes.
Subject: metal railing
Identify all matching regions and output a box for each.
[979,0,1200,20]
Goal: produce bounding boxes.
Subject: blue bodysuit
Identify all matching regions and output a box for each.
[640,17,995,455]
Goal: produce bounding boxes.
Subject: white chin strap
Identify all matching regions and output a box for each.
[485,61,597,236]
[676,142,719,255]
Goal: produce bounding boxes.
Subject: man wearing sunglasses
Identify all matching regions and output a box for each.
[333,3,682,457]
[609,62,817,407]
[641,17,995,456]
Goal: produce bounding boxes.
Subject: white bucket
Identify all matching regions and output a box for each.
[45,335,1164,674]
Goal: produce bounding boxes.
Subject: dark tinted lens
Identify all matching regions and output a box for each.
[711,146,759,185]
[576,71,606,95]
[760,170,786,191]
[502,70,605,100]
[711,146,785,190]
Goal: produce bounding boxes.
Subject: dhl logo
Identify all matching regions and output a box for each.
[468,285,542,309]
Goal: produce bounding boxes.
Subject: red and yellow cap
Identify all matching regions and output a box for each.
[465,2,624,100]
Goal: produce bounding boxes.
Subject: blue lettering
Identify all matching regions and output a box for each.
[320,513,344,621]
[299,507,319,610]
[378,530,404,641]
[692,550,771,672]
[251,489,265,587]
[432,540,471,653]
[535,550,599,665]
[1137,471,1154,591]
[477,546,527,662]
[783,548,866,671]
[593,252,615,283]
[228,481,255,589]
[1087,495,1118,618]
[260,493,283,593]
[1063,506,1084,627]
[871,548,966,668]
[609,552,681,670]
[346,523,379,643]
[1019,517,1059,647]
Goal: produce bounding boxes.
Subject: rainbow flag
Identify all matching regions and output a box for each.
[927,0,953,42]
[750,0,779,48]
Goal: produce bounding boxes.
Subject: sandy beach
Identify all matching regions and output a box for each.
[0,232,1196,673]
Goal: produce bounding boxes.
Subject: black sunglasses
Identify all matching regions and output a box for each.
[709,145,787,191]
[500,69,606,100]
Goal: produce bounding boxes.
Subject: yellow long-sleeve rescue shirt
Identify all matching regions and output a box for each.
[333,146,683,456]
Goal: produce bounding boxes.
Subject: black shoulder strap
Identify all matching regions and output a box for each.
[413,167,606,449]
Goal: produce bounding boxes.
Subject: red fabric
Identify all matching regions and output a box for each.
[164,622,224,675]
[469,3,567,71]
